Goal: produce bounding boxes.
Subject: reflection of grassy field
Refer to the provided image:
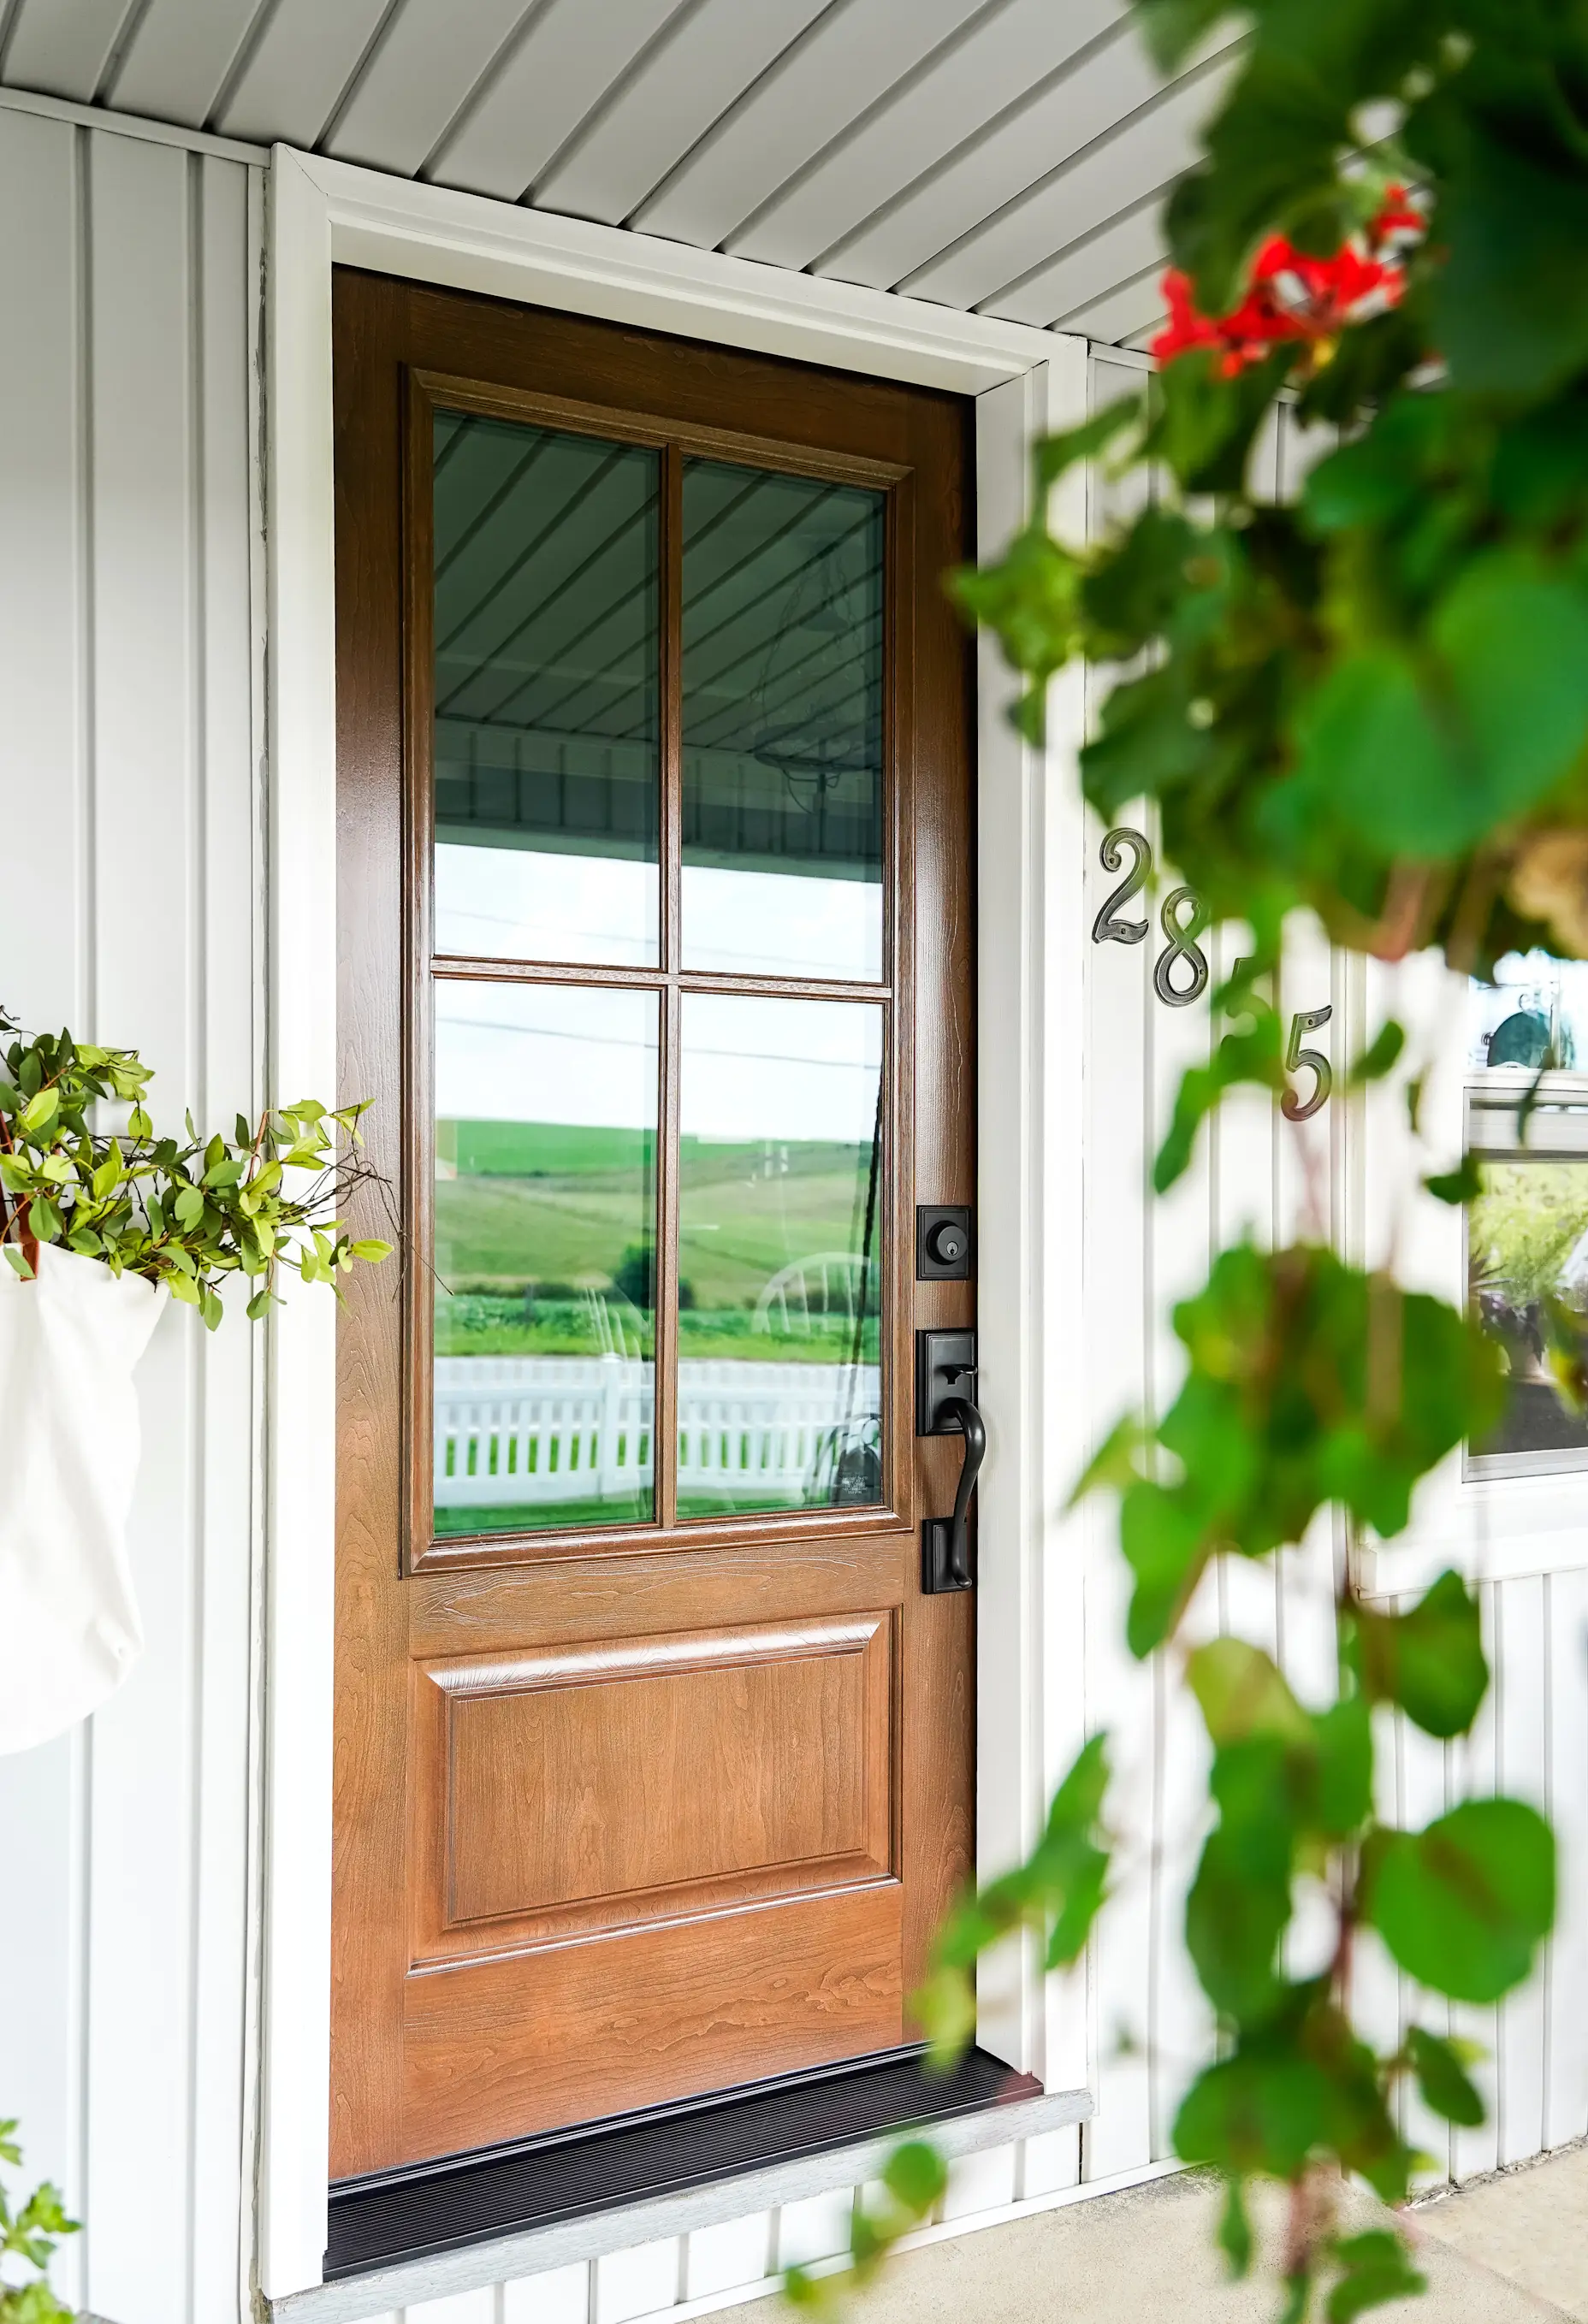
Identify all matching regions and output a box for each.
[433,1296,874,1362]
[436,1125,876,1312]
[434,1486,813,1536]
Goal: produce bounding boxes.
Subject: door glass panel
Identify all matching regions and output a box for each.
[432,411,661,968]
[433,980,658,1535]
[681,460,884,983]
[677,993,883,1517]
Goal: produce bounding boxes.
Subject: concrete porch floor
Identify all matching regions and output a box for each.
[736,2146,1588,2321]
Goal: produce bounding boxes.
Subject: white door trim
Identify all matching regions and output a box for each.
[262,143,1091,2300]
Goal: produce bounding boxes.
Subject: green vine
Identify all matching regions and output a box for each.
[791,3,1586,2315]
[0,2121,76,2324]
[0,1012,391,1323]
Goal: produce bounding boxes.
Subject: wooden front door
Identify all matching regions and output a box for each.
[331,270,976,2180]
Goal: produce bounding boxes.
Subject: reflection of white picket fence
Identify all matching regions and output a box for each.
[434,1356,880,1509]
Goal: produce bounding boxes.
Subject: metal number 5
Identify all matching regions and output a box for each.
[1092,827,1152,945]
[1283,1005,1334,1121]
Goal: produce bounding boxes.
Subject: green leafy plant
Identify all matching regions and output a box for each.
[0,1012,391,1324]
[791,3,1582,2315]
[0,2120,77,2324]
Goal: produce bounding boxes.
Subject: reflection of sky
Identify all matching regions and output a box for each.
[436,843,658,968]
[682,864,881,980]
[435,981,880,1142]
[1469,951,1588,1069]
[436,843,881,985]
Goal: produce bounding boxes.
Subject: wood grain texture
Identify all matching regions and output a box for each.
[332,271,973,2174]
[415,1613,893,1944]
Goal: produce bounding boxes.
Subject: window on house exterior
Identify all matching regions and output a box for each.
[1465,1042,1588,1471]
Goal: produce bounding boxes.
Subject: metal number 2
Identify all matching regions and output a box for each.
[1283,1004,1334,1121]
[1092,827,1152,945]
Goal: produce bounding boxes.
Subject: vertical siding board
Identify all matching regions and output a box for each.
[1144,851,1215,2159]
[80,127,198,2324]
[189,150,261,2324]
[1395,1697,1455,2185]
[1078,358,1156,2178]
[0,108,88,2305]
[1496,1576,1549,2166]
[1545,1568,1588,2149]
[1452,1583,1502,2180]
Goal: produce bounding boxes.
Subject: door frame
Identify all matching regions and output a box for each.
[263,142,1092,2301]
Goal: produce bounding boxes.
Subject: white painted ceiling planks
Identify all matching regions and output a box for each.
[534,0,836,228]
[0,0,1202,348]
[726,0,1129,271]
[630,0,991,251]
[104,0,266,131]
[3,0,138,104]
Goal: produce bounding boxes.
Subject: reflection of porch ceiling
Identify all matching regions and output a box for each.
[0,0,1235,350]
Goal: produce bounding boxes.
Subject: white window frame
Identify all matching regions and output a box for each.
[263,146,1093,2299]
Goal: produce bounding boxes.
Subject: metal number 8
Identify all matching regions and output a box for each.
[1153,886,1210,1008]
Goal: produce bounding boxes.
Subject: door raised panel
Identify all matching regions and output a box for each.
[400,1886,905,2161]
[412,1613,896,1959]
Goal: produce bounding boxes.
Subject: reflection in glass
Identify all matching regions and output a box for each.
[1468,951,1588,1073]
[681,460,885,982]
[1469,1156,1588,1461]
[432,982,657,1535]
[432,411,660,967]
[676,994,884,1517]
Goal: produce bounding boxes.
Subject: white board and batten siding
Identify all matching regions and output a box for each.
[0,95,265,2324]
[2,98,1587,2324]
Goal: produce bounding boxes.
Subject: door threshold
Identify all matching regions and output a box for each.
[323,2048,1070,2284]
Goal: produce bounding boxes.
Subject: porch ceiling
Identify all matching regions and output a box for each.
[0,0,1229,349]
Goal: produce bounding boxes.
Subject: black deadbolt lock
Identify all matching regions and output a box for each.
[916,1203,973,1280]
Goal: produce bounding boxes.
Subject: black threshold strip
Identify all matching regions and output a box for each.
[327,2044,1040,2279]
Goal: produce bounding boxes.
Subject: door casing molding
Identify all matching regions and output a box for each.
[264,143,1091,2300]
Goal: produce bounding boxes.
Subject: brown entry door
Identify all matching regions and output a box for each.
[332,272,976,2180]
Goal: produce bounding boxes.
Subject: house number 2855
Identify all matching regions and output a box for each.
[1092,827,1333,1121]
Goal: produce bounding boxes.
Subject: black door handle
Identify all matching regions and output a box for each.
[927,1390,985,1592]
[916,1330,982,1594]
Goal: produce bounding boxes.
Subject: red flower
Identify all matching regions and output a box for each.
[1151,186,1425,375]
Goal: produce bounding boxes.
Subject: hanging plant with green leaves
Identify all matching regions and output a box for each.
[0,1012,391,1323]
[0,2119,76,2324]
[789,3,1584,2316]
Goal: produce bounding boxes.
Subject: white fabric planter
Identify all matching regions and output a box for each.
[0,1243,166,1752]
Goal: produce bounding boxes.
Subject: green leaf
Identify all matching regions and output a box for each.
[1355,1570,1489,1740]
[1407,2026,1485,2128]
[1187,1824,1291,2020]
[1425,1155,1483,1207]
[1216,2176,1253,2278]
[3,1245,35,1281]
[1366,1799,1555,2002]
[351,1237,393,1263]
[880,2139,947,2216]
[1348,1022,1406,1086]
[1188,1640,1311,1747]
[19,1086,58,1138]
[1135,0,1234,74]
[1325,2228,1425,2323]
[174,1183,206,1228]
[1034,396,1144,490]
[1287,648,1465,860]
[1434,552,1588,816]
[1119,1479,1211,1656]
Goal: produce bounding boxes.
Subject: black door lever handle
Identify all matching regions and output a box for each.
[927,1392,986,1591]
[916,1328,982,1594]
